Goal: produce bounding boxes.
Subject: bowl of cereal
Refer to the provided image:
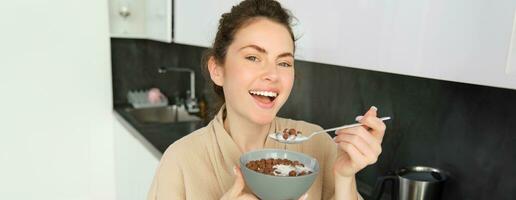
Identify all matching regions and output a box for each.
[239,149,320,200]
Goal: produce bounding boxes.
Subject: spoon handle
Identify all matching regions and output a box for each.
[312,117,391,135]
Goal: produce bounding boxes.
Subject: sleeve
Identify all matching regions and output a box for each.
[147,146,186,200]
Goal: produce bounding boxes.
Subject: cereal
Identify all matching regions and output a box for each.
[277,128,303,142]
[245,158,312,177]
[288,128,296,135]
[288,170,297,176]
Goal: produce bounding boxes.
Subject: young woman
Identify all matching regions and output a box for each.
[148,0,386,199]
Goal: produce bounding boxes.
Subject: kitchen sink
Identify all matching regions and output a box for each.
[124,106,201,124]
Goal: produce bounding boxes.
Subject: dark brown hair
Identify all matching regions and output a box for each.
[201,0,296,115]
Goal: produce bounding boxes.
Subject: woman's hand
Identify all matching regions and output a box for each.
[333,106,386,178]
[221,166,259,200]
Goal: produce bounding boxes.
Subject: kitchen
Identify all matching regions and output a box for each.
[1,0,516,200]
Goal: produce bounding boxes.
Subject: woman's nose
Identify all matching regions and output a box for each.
[262,62,279,81]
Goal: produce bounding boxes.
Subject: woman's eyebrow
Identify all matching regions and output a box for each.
[239,44,267,53]
[277,52,293,59]
[239,44,293,59]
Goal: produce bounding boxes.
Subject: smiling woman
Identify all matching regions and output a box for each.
[147,0,385,199]
[207,17,295,125]
[201,0,296,122]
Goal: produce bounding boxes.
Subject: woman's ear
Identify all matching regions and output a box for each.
[208,57,224,86]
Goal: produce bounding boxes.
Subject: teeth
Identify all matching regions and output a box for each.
[249,90,278,97]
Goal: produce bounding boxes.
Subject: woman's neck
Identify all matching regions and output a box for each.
[223,106,271,153]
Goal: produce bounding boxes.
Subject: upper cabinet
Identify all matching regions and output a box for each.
[173,0,240,47]
[281,0,516,90]
[109,0,172,43]
[173,0,516,89]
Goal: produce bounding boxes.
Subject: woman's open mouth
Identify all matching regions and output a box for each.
[249,90,278,109]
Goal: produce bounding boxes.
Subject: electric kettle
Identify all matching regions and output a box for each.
[372,166,448,200]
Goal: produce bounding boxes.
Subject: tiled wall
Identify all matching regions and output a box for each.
[111,39,516,200]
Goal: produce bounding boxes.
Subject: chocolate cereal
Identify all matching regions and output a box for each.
[281,128,302,141]
[245,158,312,177]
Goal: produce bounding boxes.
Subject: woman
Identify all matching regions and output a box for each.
[147,0,386,199]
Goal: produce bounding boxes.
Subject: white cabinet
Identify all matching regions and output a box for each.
[113,115,159,200]
[282,0,516,89]
[173,0,516,89]
[109,0,172,43]
[174,0,240,47]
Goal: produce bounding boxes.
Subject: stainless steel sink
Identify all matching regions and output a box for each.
[124,106,201,124]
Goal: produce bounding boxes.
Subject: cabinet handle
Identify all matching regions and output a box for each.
[119,6,130,18]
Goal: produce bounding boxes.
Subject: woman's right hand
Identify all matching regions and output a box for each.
[220,166,259,200]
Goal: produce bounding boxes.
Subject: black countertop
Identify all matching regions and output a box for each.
[114,106,204,154]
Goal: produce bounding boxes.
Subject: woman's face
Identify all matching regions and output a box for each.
[212,18,295,125]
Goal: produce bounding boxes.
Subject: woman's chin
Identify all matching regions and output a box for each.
[249,113,276,125]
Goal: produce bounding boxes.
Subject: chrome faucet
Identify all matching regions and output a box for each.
[158,67,199,113]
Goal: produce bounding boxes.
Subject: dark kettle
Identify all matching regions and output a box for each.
[372,166,448,200]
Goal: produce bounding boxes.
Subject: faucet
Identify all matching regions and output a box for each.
[158,66,199,113]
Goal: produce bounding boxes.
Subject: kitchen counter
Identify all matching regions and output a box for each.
[114,106,204,158]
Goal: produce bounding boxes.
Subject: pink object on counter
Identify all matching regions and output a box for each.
[148,88,164,104]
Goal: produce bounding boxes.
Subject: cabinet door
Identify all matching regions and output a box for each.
[282,0,516,89]
[413,0,516,89]
[109,0,146,39]
[174,0,241,47]
[146,0,173,42]
[109,0,172,43]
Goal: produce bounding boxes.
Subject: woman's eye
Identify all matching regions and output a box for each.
[278,62,292,67]
[245,56,259,62]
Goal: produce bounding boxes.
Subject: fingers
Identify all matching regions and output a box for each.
[334,129,380,165]
[229,166,246,196]
[364,106,378,117]
[297,193,309,200]
[356,106,387,142]
[333,106,387,167]
[337,141,368,168]
[222,166,259,200]
[240,194,260,200]
[336,126,381,153]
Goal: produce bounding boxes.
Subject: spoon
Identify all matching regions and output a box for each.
[269,117,391,144]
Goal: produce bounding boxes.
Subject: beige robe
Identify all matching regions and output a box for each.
[148,106,363,200]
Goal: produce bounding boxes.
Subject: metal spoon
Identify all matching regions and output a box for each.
[269,117,391,144]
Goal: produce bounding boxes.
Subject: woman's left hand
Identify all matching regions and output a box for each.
[333,106,386,178]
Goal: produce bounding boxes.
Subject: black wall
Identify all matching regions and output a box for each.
[111,38,516,200]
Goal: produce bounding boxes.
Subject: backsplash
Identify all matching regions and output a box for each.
[111,39,210,106]
[111,38,516,200]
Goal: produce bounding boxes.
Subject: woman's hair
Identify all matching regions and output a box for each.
[201,0,295,115]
